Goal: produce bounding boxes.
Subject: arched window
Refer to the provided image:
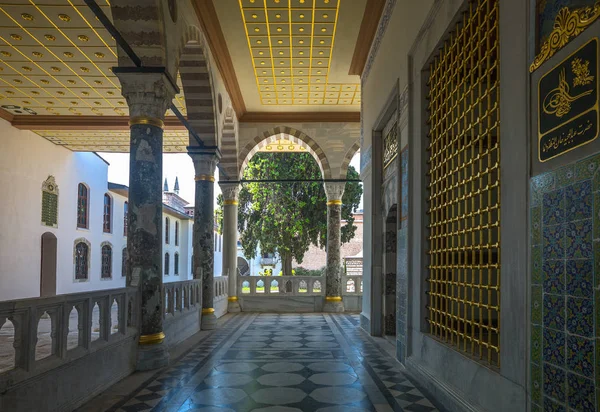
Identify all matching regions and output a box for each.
[101,244,112,279]
[165,217,170,244]
[174,252,179,275]
[77,183,89,229]
[175,221,179,246]
[74,240,89,280]
[164,252,170,275]
[103,194,112,233]
[123,202,128,237]
[121,248,127,277]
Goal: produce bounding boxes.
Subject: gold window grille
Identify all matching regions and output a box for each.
[426,0,500,367]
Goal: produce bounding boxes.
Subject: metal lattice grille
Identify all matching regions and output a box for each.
[426,0,500,367]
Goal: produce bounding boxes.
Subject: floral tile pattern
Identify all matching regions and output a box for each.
[543,260,564,294]
[530,152,600,411]
[566,335,594,378]
[543,329,565,366]
[544,363,566,402]
[543,294,565,331]
[566,297,594,337]
[566,373,596,411]
[565,181,592,221]
[565,260,593,298]
[565,220,592,259]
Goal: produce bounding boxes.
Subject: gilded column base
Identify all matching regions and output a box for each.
[201,308,218,330]
[323,297,345,313]
[227,296,241,313]
[136,341,169,371]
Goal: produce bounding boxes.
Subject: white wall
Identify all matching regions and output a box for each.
[0,120,126,301]
[162,213,193,283]
[0,120,201,302]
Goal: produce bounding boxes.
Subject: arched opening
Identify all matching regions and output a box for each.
[40,232,57,297]
[384,205,397,338]
[178,28,218,149]
[237,257,250,276]
[237,127,331,180]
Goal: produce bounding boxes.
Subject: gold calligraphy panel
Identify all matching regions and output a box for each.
[538,37,599,162]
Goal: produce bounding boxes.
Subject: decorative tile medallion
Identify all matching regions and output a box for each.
[530,152,600,411]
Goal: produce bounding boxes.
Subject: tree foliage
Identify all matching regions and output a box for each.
[234,152,362,275]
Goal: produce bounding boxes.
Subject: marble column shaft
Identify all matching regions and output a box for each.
[191,153,219,330]
[115,72,176,370]
[324,182,345,312]
[220,183,240,312]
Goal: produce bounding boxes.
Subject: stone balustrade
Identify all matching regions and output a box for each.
[214,276,229,300]
[342,275,364,296]
[0,287,138,410]
[239,276,325,296]
[213,276,229,318]
[163,279,202,317]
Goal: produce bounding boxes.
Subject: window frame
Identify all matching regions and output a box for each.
[175,221,179,246]
[100,242,112,279]
[174,252,179,275]
[103,193,112,233]
[165,217,170,244]
[164,252,170,275]
[74,238,91,282]
[77,183,89,229]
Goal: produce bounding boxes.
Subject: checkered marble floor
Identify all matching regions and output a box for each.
[102,314,446,412]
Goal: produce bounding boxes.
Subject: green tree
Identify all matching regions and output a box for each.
[235,152,362,276]
[215,194,223,234]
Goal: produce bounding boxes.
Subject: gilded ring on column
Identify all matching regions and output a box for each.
[129,116,164,129]
[325,296,342,301]
[202,308,215,314]
[139,331,165,345]
[195,175,215,182]
[326,200,343,206]
[224,200,239,206]
[228,296,238,302]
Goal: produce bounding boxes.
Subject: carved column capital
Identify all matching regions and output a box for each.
[190,152,220,181]
[219,182,240,202]
[324,182,346,202]
[114,72,177,120]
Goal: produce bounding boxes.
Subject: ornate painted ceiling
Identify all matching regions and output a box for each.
[0,0,369,153]
[33,129,190,152]
[215,0,365,111]
[0,0,186,143]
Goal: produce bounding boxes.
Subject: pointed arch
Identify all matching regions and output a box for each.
[178,25,218,148]
[237,126,332,180]
[219,106,238,180]
[340,139,361,178]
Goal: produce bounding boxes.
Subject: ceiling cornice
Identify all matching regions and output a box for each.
[192,0,246,118]
[240,112,360,123]
[0,108,14,123]
[10,116,186,131]
[349,0,386,76]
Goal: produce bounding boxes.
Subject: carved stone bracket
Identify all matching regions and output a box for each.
[531,3,600,73]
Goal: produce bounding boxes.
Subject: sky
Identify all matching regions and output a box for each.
[98,151,363,209]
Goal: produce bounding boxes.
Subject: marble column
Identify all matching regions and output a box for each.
[220,183,241,312]
[323,182,346,312]
[115,71,176,370]
[190,151,220,330]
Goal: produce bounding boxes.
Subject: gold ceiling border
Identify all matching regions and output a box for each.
[530,2,600,73]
